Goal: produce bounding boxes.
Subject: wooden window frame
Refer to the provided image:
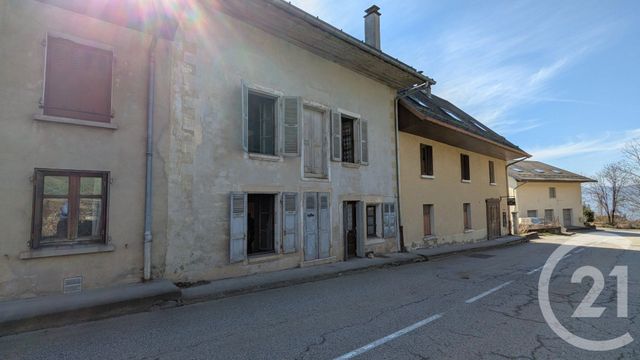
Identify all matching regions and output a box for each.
[460,154,471,182]
[423,204,434,236]
[341,115,356,163]
[366,204,377,237]
[463,203,472,230]
[549,187,556,199]
[488,160,496,185]
[32,169,109,249]
[247,91,279,156]
[420,144,434,177]
[42,33,115,124]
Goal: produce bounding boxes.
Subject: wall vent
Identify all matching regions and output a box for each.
[63,276,83,294]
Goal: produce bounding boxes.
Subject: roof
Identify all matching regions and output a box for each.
[399,89,529,158]
[214,0,434,89]
[508,161,596,183]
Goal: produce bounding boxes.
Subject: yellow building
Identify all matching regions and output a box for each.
[508,161,596,231]
[397,90,529,250]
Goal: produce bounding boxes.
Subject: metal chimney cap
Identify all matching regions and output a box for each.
[364,5,381,16]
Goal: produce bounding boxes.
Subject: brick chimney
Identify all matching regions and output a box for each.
[364,5,381,50]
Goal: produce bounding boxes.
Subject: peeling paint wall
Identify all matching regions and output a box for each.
[0,0,171,299]
[399,132,510,250]
[163,9,399,282]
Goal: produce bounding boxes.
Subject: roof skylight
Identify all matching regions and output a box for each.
[409,95,429,109]
[440,107,463,122]
[534,169,545,173]
[471,121,488,132]
[512,167,524,172]
[552,170,562,174]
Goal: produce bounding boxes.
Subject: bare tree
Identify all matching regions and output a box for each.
[622,138,640,214]
[587,162,630,225]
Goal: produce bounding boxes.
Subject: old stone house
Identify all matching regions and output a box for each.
[0,0,436,299]
[508,161,596,231]
[397,89,530,250]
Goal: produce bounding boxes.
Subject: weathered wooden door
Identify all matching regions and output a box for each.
[486,199,501,240]
[304,192,331,261]
[563,208,572,227]
[344,201,358,259]
[304,193,318,261]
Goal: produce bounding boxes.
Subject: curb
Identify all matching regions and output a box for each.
[0,280,180,337]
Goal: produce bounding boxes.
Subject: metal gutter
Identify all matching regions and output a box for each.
[143,36,157,281]
[394,83,429,252]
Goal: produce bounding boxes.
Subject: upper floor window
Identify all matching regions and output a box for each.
[44,35,113,123]
[549,187,556,199]
[248,92,277,155]
[303,106,328,178]
[420,144,433,177]
[32,169,109,248]
[460,154,470,182]
[341,116,356,163]
[330,111,368,165]
[488,160,496,184]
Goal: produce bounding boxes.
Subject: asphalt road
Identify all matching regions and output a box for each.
[1,229,638,359]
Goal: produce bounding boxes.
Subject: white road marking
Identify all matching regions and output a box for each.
[465,281,514,304]
[562,253,573,259]
[527,266,545,275]
[333,313,444,360]
[574,248,585,254]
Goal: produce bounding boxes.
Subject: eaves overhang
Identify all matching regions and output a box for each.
[399,99,531,161]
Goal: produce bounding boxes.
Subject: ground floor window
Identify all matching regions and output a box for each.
[423,204,433,236]
[527,210,538,218]
[544,209,554,223]
[463,203,472,230]
[247,194,275,255]
[32,169,108,248]
[366,205,377,237]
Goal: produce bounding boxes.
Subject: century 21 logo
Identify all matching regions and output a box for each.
[571,266,627,319]
[538,237,634,352]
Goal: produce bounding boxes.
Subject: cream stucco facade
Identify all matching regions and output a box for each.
[0,0,171,300]
[508,179,585,228]
[399,132,510,250]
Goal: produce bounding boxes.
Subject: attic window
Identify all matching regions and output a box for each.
[534,169,545,173]
[552,170,562,174]
[512,167,524,172]
[440,107,463,122]
[409,95,430,109]
[471,121,488,132]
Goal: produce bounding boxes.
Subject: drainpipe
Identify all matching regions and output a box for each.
[143,36,158,281]
[505,156,529,235]
[394,82,430,252]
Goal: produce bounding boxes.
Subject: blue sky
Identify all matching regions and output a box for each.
[290,0,640,176]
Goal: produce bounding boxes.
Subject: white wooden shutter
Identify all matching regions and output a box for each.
[360,119,369,165]
[318,192,330,259]
[229,192,247,263]
[383,202,396,238]
[282,97,301,156]
[282,192,298,253]
[331,110,342,162]
[241,81,249,152]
